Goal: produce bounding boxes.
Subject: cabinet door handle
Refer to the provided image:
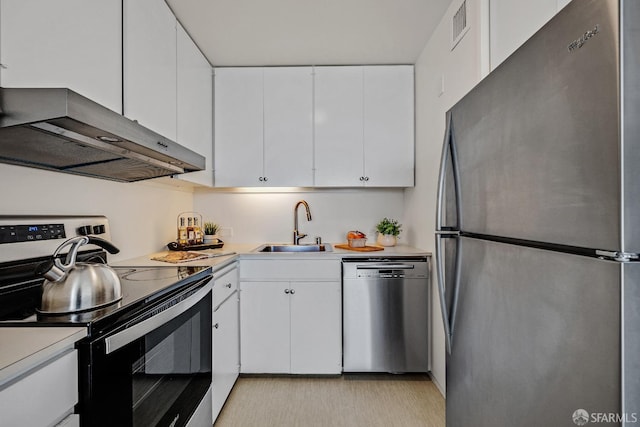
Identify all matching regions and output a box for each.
[284,289,290,294]
[214,323,219,329]
[364,176,370,181]
[359,176,364,181]
[226,283,232,288]
[263,176,268,182]
[259,177,264,182]
[290,289,295,295]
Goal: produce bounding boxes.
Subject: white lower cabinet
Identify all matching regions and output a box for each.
[212,263,240,422]
[289,281,342,374]
[240,259,342,375]
[0,350,78,427]
[240,281,291,373]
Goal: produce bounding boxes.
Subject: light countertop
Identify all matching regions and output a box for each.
[0,326,87,387]
[112,242,431,269]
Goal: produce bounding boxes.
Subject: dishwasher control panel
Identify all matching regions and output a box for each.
[357,269,409,279]
[342,257,429,280]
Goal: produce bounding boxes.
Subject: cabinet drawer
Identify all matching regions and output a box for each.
[213,263,238,307]
[0,350,78,427]
[241,259,341,281]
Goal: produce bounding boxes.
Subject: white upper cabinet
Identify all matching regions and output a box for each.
[0,0,122,113]
[490,0,569,70]
[214,67,313,187]
[214,65,414,187]
[314,65,415,187]
[214,68,264,187]
[123,0,177,140]
[263,67,314,186]
[314,66,364,186]
[362,65,414,187]
[175,23,213,187]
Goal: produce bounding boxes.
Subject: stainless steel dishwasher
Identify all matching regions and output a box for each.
[342,257,430,373]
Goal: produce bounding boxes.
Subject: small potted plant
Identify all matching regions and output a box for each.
[203,221,220,244]
[375,217,402,247]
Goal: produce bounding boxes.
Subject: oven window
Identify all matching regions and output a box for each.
[132,312,206,426]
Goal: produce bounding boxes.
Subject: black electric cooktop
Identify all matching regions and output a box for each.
[0,256,211,333]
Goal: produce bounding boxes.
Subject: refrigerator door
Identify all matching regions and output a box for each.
[447,236,622,427]
[449,0,627,251]
[623,263,640,418]
[622,0,640,254]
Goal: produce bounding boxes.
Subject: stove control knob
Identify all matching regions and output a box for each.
[77,225,93,236]
[93,225,106,235]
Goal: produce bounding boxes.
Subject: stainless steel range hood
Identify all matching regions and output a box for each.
[0,88,205,182]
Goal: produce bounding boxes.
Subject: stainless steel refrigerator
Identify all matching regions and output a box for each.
[435,0,640,425]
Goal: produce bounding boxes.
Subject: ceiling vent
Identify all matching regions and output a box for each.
[451,0,469,50]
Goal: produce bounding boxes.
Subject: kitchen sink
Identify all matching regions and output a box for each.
[255,244,333,253]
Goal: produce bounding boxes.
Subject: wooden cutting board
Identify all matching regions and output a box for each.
[335,243,385,252]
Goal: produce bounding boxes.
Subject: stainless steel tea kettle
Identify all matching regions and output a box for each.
[37,236,122,314]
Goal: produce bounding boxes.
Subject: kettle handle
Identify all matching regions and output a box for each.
[53,236,89,263]
[37,236,120,282]
[35,236,90,282]
[87,236,120,255]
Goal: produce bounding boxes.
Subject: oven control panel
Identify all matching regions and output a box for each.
[0,223,66,244]
[0,216,112,262]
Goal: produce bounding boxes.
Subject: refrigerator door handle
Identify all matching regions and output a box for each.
[436,112,462,231]
[436,112,452,231]
[435,232,461,354]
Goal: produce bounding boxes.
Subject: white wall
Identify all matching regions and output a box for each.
[193,188,406,245]
[0,164,194,261]
[403,0,486,395]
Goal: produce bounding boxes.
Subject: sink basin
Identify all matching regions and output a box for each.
[256,244,333,253]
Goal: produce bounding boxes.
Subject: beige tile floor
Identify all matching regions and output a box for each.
[214,374,445,427]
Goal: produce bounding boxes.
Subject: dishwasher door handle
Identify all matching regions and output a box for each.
[356,264,415,270]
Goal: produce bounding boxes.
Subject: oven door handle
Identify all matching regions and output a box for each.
[105,281,212,354]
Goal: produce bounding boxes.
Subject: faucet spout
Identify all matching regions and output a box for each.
[293,200,312,245]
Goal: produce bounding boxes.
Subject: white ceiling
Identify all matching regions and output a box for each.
[166,0,453,67]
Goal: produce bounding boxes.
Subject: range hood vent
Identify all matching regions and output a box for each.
[0,88,205,182]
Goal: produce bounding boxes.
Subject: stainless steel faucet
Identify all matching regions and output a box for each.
[293,200,312,245]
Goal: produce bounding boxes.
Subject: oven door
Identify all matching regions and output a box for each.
[77,279,212,427]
